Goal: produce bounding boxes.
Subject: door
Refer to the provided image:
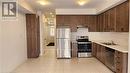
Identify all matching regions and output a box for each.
[56,39,71,58]
[56,28,70,39]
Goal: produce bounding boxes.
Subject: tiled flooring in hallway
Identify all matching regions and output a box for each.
[12,46,113,73]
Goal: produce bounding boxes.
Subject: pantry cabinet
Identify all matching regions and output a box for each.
[26,14,40,58]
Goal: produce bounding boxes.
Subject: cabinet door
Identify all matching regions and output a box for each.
[71,43,78,57]
[100,46,106,64]
[116,1,129,32]
[26,14,40,58]
[105,11,110,32]
[70,16,78,32]
[92,43,97,57]
[115,51,128,73]
[88,16,97,32]
[96,44,102,60]
[99,14,104,32]
[109,8,116,31]
[63,16,71,26]
[56,15,64,26]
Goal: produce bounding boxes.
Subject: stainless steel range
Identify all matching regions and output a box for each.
[77,36,92,58]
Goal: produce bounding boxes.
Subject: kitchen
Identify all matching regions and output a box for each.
[0,0,129,73]
[55,1,129,73]
[26,0,129,73]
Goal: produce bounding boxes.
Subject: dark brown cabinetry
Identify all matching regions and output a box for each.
[26,14,40,58]
[56,15,97,32]
[97,1,129,32]
[71,43,78,57]
[92,43,106,64]
[92,42,128,73]
[115,51,128,73]
[116,1,129,32]
[56,1,129,32]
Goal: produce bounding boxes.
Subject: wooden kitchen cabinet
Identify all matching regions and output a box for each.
[56,0,129,32]
[116,1,129,32]
[87,16,97,32]
[92,43,97,57]
[97,1,129,32]
[92,42,128,73]
[109,8,116,32]
[71,43,78,57]
[26,14,40,58]
[56,15,97,32]
[56,15,65,26]
[115,51,128,73]
[92,43,106,64]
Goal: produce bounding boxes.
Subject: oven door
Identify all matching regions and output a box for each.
[78,43,92,52]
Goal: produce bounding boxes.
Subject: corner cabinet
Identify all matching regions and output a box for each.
[26,14,40,58]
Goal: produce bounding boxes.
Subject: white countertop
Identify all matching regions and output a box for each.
[92,41,128,53]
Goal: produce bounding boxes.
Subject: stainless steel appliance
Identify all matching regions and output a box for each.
[56,27,71,58]
[77,36,92,58]
[105,48,115,72]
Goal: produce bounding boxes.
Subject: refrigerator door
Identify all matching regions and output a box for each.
[56,28,70,39]
[56,39,71,58]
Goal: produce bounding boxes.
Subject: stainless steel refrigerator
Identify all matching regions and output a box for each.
[56,27,71,58]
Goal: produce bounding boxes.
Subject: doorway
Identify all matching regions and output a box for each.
[42,10,56,54]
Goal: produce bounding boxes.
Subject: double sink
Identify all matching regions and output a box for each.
[101,41,117,45]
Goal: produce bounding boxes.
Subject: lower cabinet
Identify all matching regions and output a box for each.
[92,42,128,73]
[71,43,78,57]
[115,51,128,73]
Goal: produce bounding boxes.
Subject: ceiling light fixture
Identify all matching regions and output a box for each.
[77,0,89,6]
[37,0,51,5]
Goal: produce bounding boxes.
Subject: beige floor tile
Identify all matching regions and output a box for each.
[12,46,113,73]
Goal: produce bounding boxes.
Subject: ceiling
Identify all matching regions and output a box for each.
[26,0,117,10]
[25,0,126,14]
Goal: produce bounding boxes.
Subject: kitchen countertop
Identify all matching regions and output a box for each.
[92,41,128,53]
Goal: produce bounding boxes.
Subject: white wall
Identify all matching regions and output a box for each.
[0,19,2,73]
[72,30,128,48]
[88,32,129,47]
[0,12,27,73]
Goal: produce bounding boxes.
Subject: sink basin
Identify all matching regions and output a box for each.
[101,42,117,45]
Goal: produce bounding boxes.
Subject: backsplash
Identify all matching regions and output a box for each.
[71,28,88,42]
[71,31,129,47]
[88,32,129,47]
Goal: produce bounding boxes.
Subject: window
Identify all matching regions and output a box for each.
[50,26,55,36]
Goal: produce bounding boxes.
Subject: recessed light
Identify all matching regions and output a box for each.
[77,0,89,6]
[37,0,51,5]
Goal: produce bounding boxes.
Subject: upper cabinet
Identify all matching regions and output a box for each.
[56,15,97,32]
[56,1,129,32]
[116,1,129,32]
[97,1,129,32]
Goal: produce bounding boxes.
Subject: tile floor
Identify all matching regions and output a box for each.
[12,46,113,73]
